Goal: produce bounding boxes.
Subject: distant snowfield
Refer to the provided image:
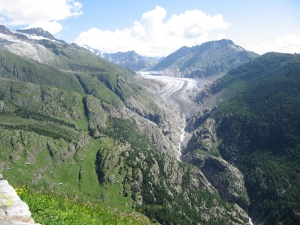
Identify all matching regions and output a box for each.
[0,33,56,64]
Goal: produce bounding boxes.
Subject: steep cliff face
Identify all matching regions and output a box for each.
[183,150,250,208]
[182,117,250,211]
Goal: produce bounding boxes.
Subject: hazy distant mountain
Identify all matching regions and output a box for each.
[151,39,259,78]
[103,51,163,71]
[83,45,163,71]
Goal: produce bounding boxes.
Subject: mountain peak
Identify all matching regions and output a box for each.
[151,39,259,77]
[16,27,56,40]
[0,25,13,36]
[194,39,241,50]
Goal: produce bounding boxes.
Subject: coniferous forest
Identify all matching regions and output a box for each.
[210,53,300,224]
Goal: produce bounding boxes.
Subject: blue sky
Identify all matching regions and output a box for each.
[0,0,299,56]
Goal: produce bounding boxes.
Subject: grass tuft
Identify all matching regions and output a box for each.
[16,187,152,225]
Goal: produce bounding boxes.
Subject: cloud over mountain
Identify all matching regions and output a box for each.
[75,6,230,57]
[250,34,300,54]
[0,0,82,34]
[276,34,300,48]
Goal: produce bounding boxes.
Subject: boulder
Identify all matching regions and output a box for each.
[0,174,40,225]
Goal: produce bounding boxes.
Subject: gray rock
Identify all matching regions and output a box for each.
[0,100,4,112]
[183,150,250,210]
[182,117,250,210]
[0,179,40,225]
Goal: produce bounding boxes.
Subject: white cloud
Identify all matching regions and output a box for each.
[0,0,82,34]
[275,34,300,48]
[217,33,227,40]
[249,34,300,55]
[75,6,230,57]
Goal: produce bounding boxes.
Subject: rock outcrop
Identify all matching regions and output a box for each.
[183,151,250,210]
[0,173,39,225]
[182,117,250,211]
[0,100,4,112]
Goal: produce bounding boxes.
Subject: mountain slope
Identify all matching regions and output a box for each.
[0,25,135,78]
[0,79,249,225]
[0,26,252,224]
[151,39,259,78]
[184,52,300,224]
[0,49,83,94]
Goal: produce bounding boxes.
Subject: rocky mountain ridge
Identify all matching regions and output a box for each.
[16,28,59,41]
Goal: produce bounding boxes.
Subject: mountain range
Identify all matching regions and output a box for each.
[0,25,299,225]
[83,46,163,71]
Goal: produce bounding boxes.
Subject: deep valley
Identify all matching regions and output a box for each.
[0,25,299,225]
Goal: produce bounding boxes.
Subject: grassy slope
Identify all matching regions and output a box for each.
[0,78,134,212]
[0,49,83,94]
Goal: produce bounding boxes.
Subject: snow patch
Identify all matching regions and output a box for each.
[14,32,58,43]
[229,44,244,51]
[0,33,42,62]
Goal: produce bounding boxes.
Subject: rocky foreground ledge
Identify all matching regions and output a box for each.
[0,173,40,225]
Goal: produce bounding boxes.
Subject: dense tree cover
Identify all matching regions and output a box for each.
[14,108,76,128]
[212,53,300,224]
[0,111,79,142]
